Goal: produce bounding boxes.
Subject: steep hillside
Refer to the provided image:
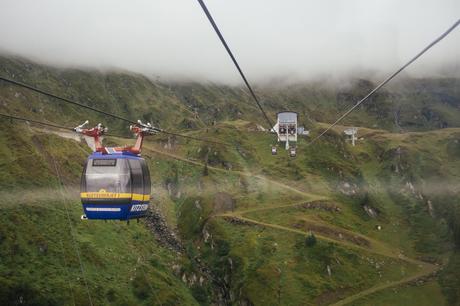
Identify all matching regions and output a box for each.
[1,56,460,305]
[1,55,459,134]
[2,118,459,305]
[0,123,202,305]
[159,122,460,305]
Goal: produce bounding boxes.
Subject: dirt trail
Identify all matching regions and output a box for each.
[224,200,328,215]
[48,132,440,305]
[218,209,438,305]
[141,143,323,199]
[139,142,439,306]
[222,213,392,260]
[217,200,411,261]
[330,264,438,306]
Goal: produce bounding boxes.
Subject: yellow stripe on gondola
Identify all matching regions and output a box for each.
[132,194,150,201]
[132,194,143,201]
[81,192,131,199]
[81,192,150,201]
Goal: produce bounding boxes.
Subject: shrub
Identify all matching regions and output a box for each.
[305,233,317,247]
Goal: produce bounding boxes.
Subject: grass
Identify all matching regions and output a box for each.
[0,84,459,306]
[205,217,419,306]
[0,124,201,305]
[0,197,198,306]
[108,121,459,305]
[349,280,446,306]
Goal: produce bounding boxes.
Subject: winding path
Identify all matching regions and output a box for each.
[217,205,438,305]
[112,137,441,305]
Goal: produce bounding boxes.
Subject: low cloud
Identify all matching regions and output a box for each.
[0,0,459,84]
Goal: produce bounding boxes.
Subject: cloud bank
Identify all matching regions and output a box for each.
[0,0,459,83]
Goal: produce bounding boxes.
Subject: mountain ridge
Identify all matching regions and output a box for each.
[1,55,459,134]
[0,54,459,305]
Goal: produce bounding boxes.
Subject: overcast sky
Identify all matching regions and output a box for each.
[0,0,459,83]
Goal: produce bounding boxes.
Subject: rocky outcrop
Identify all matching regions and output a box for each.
[145,206,231,305]
[144,206,184,253]
[222,216,256,226]
[296,201,342,213]
[363,205,378,218]
[338,182,359,195]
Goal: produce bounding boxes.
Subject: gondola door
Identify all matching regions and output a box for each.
[127,158,149,219]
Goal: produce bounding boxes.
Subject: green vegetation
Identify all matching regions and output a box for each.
[305,232,318,247]
[0,55,459,305]
[350,281,446,306]
[439,251,460,306]
[1,56,460,135]
[0,198,198,306]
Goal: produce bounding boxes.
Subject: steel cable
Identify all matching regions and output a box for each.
[196,0,275,130]
[308,19,460,145]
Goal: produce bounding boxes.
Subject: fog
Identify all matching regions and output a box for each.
[0,0,459,84]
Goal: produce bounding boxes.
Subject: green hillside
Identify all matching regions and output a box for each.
[1,55,459,134]
[0,56,460,305]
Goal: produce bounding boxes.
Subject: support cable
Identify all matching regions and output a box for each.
[308,19,460,145]
[0,112,75,131]
[113,222,163,306]
[0,77,231,146]
[51,158,94,306]
[196,0,275,130]
[57,237,77,306]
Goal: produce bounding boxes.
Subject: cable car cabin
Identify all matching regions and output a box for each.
[80,153,151,220]
[289,147,297,157]
[275,111,298,143]
[74,120,156,221]
[271,146,277,155]
[271,111,299,152]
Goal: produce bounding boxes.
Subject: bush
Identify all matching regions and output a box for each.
[203,163,209,176]
[132,275,151,300]
[191,285,209,304]
[305,233,317,247]
[216,239,230,256]
[0,279,56,306]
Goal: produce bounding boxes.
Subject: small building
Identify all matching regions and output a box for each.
[297,126,310,136]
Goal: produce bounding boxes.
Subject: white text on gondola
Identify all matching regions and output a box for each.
[130,204,149,212]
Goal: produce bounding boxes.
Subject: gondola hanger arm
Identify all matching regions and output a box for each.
[74,121,107,152]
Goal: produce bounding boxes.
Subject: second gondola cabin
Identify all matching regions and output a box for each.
[276,111,298,143]
[75,121,155,221]
[271,111,298,152]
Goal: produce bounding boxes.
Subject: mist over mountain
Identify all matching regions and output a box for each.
[1,2,460,305]
[1,55,459,135]
[0,52,460,306]
[0,0,459,83]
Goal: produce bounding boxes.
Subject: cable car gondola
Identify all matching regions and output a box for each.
[289,146,297,158]
[74,120,156,221]
[271,111,299,156]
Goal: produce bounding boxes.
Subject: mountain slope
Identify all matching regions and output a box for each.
[0,55,460,305]
[1,55,460,134]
